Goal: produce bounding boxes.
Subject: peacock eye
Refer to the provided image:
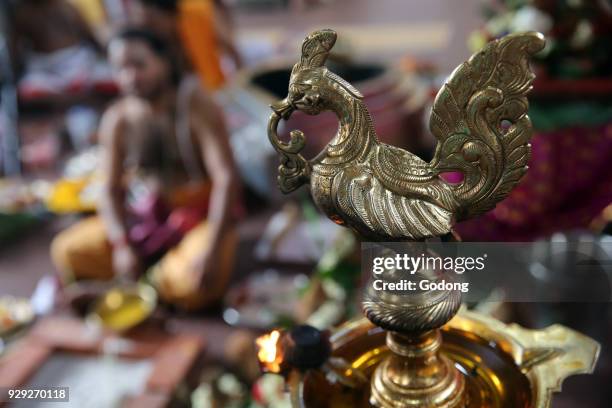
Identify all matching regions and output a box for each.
[290,84,309,96]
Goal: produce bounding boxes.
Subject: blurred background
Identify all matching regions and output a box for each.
[0,0,611,407]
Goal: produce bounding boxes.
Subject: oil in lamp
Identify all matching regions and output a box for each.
[260,28,600,407]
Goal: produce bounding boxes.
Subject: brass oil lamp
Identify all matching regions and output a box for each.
[260,29,600,407]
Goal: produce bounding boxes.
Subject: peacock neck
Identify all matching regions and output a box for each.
[320,88,376,166]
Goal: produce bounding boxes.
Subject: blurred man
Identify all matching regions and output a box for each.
[128,0,242,90]
[51,29,240,310]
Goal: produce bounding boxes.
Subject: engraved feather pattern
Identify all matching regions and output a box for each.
[363,285,462,333]
[429,32,546,219]
[268,30,545,240]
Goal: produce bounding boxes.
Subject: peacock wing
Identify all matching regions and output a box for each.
[333,164,453,240]
[371,143,434,190]
[371,143,458,211]
[429,32,545,219]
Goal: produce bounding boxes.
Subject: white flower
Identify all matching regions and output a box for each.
[570,19,593,49]
[510,6,553,33]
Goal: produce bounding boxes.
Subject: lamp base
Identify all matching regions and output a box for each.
[289,310,599,408]
[370,330,465,407]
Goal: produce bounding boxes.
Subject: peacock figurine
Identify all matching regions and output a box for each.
[268,29,545,241]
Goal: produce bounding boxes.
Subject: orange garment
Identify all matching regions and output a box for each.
[178,0,225,90]
[51,183,237,311]
[51,217,237,310]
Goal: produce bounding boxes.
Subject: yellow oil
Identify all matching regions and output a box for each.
[95,291,151,332]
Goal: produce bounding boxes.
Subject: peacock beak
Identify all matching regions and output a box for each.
[271,98,295,119]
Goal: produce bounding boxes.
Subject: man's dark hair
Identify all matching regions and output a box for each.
[137,0,179,13]
[112,27,182,84]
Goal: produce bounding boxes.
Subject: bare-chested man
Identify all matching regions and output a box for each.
[51,28,240,310]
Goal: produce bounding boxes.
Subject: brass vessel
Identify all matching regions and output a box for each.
[88,283,157,332]
[265,29,600,407]
[288,311,599,407]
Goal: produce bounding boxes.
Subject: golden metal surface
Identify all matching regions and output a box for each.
[266,29,598,408]
[291,311,599,408]
[370,330,465,407]
[360,248,466,406]
[268,29,545,241]
[362,244,463,333]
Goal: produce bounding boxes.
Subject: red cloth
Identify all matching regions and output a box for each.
[128,194,208,261]
[455,123,612,241]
